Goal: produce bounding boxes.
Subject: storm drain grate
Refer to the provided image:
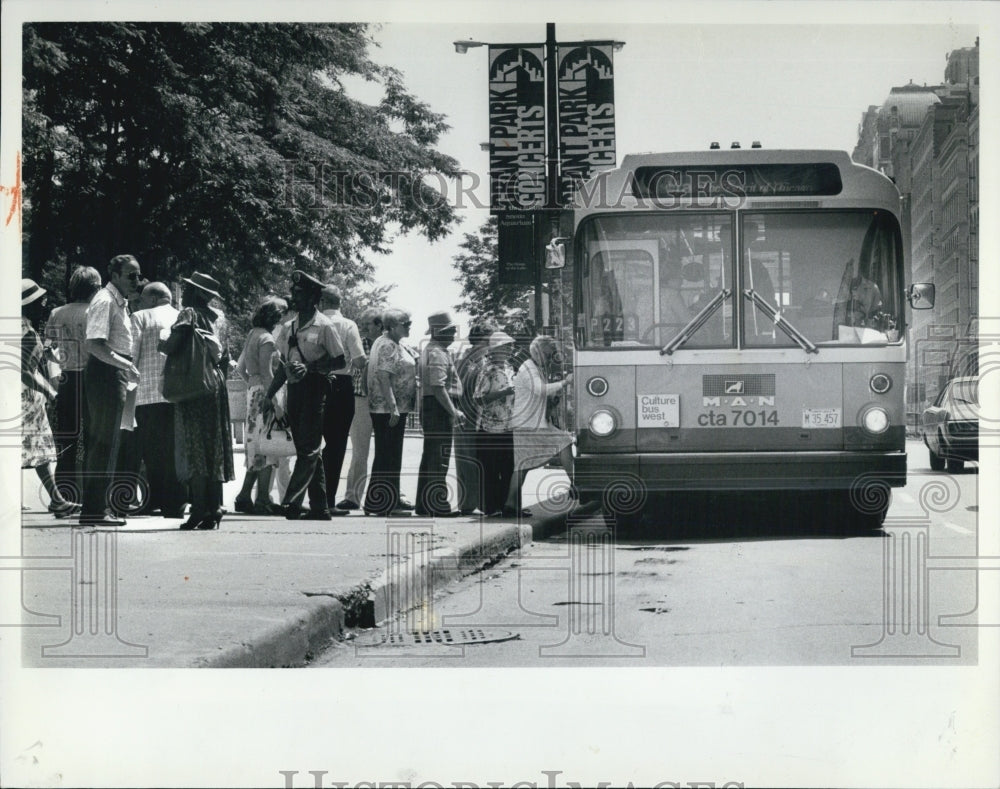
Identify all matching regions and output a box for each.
[359,628,519,648]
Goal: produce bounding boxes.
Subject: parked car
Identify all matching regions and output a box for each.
[922,376,978,472]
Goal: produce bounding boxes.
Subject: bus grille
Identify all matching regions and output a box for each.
[703,374,776,397]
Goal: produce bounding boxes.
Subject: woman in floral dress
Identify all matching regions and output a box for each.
[233,296,287,514]
[21,279,80,518]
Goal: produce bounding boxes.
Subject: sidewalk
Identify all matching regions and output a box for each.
[14,439,576,668]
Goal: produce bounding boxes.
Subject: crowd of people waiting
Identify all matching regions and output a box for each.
[21,256,574,530]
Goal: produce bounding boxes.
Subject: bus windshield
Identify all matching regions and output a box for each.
[578,209,903,348]
[579,213,732,348]
[742,210,903,347]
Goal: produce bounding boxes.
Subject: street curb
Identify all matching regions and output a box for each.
[195,596,345,668]
[370,522,530,625]
[193,504,582,667]
[193,522,532,667]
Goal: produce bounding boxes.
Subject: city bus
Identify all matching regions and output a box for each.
[564,148,934,528]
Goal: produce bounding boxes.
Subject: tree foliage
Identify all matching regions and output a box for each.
[452,216,531,324]
[21,22,459,330]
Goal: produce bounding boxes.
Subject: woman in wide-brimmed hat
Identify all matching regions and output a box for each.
[21,279,81,518]
[162,271,234,530]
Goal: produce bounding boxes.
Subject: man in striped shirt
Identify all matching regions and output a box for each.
[131,282,185,517]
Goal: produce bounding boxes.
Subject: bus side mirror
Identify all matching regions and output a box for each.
[545,237,568,269]
[907,283,935,310]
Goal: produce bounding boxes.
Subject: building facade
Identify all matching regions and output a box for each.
[852,39,979,426]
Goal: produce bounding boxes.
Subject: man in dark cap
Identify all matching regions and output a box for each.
[264,270,348,519]
[414,310,465,517]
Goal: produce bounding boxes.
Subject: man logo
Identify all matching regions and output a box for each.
[725,380,744,394]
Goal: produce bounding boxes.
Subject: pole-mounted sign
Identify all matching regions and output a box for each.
[484,31,619,297]
[488,45,546,213]
[557,43,617,205]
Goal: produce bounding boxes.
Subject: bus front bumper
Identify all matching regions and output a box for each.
[573,450,907,494]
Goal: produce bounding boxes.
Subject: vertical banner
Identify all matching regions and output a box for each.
[497,211,537,285]
[489,45,546,212]
[557,43,617,204]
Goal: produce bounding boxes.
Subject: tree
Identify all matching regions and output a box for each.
[452,216,532,324]
[21,22,459,333]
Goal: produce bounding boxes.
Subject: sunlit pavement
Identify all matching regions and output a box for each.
[13,432,570,667]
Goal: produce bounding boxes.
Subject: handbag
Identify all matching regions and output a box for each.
[161,322,222,403]
[250,412,296,458]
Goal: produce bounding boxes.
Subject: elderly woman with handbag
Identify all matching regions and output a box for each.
[161,272,234,531]
[233,295,288,515]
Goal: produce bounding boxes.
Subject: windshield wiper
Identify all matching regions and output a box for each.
[743,289,819,354]
[661,288,731,355]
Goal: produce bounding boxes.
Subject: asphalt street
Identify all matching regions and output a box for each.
[313,439,980,667]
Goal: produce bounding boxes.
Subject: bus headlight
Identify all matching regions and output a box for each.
[870,374,892,394]
[587,376,609,397]
[862,406,890,434]
[589,409,617,437]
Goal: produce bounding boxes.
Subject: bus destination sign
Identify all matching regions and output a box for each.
[631,163,843,201]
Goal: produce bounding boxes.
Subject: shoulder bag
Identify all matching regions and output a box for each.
[161,317,222,403]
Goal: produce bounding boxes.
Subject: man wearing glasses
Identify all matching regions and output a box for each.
[79,254,142,526]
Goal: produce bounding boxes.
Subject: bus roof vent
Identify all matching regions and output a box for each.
[709,141,720,149]
[751,141,762,148]
[731,141,741,149]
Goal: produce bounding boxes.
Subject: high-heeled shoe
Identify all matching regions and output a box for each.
[196,509,223,530]
[179,512,204,531]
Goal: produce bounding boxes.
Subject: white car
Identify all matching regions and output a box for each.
[922,376,978,472]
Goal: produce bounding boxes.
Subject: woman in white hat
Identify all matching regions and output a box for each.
[21,279,81,518]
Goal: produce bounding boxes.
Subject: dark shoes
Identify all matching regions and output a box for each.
[181,509,223,530]
[49,501,82,519]
[335,499,360,511]
[413,509,463,518]
[233,497,255,515]
[235,498,283,516]
[284,507,349,521]
[78,512,126,527]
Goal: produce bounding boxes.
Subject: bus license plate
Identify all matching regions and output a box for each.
[802,408,841,428]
